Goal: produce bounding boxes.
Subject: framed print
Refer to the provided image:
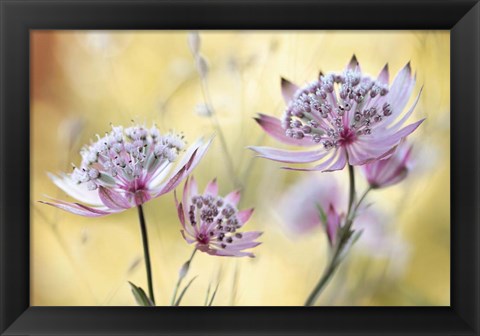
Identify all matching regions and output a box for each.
[1,0,479,335]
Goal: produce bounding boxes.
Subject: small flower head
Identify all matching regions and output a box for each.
[176,177,261,258]
[361,140,413,189]
[279,174,343,245]
[41,123,212,217]
[250,56,424,172]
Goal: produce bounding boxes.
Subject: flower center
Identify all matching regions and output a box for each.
[338,128,356,146]
[189,194,241,245]
[282,69,394,150]
[70,124,185,191]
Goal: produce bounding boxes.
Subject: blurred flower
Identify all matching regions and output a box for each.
[279,174,407,258]
[361,140,413,189]
[250,55,424,172]
[176,177,262,257]
[353,208,410,266]
[278,173,342,236]
[41,124,212,217]
[324,204,343,246]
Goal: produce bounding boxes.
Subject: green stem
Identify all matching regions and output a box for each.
[346,164,356,220]
[305,164,357,306]
[171,248,197,305]
[137,205,155,304]
[200,78,243,190]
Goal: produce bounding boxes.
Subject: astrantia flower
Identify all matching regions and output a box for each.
[278,174,343,245]
[361,140,413,189]
[175,177,262,258]
[41,124,212,217]
[249,56,424,171]
[279,174,403,253]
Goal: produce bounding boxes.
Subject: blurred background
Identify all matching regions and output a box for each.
[31,30,450,306]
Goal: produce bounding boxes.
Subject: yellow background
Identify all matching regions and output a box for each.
[30,31,450,306]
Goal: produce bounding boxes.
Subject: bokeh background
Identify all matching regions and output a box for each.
[31,31,450,306]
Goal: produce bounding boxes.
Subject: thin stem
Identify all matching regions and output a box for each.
[353,187,372,216]
[171,248,198,305]
[137,205,155,304]
[200,79,243,189]
[305,164,357,306]
[346,164,356,220]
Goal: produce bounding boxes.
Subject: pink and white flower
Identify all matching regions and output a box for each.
[278,173,342,244]
[361,140,413,189]
[279,174,405,256]
[41,124,212,217]
[176,177,262,258]
[249,56,424,171]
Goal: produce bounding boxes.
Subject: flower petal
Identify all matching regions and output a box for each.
[253,114,315,147]
[203,178,218,197]
[323,149,347,172]
[384,87,422,132]
[377,63,389,85]
[346,54,360,71]
[39,199,117,217]
[176,199,185,228]
[282,149,338,171]
[48,173,103,206]
[388,62,415,116]
[208,249,255,258]
[281,77,299,104]
[154,157,193,197]
[249,146,328,163]
[225,190,241,206]
[98,186,132,210]
[237,208,254,224]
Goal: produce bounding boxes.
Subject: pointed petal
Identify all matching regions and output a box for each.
[225,190,241,206]
[204,178,218,197]
[377,64,389,84]
[382,119,425,147]
[98,187,132,210]
[249,146,328,163]
[39,199,117,217]
[253,114,315,147]
[154,156,193,197]
[281,150,338,171]
[176,200,186,228]
[326,204,341,245]
[347,141,396,166]
[150,136,212,192]
[237,208,254,224]
[385,87,423,131]
[48,173,103,206]
[281,77,299,104]
[388,62,415,117]
[237,231,263,241]
[209,249,255,258]
[347,54,359,71]
[323,149,347,172]
[225,240,262,251]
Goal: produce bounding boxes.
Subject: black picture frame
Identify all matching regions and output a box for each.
[1,0,479,335]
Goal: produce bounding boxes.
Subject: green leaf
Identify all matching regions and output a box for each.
[207,282,220,306]
[174,276,198,306]
[128,281,154,307]
[316,204,328,227]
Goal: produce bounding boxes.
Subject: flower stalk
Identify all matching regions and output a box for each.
[137,205,155,304]
[305,165,366,306]
[171,248,198,305]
